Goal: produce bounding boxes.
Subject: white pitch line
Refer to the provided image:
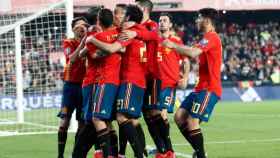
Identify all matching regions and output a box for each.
[0,131,59,137]
[0,118,58,129]
[22,121,58,129]
[172,138,280,146]
[174,152,192,158]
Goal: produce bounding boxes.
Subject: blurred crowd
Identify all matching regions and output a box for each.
[0,28,64,95]
[181,21,280,85]
[1,18,280,95]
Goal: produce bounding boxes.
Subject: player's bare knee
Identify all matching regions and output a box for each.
[186,116,200,130]
[116,113,128,124]
[131,119,139,126]
[149,109,161,117]
[174,108,185,125]
[92,118,107,131]
[161,109,168,120]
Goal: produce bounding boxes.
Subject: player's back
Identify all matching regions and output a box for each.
[93,27,121,85]
[120,24,148,88]
[63,38,86,83]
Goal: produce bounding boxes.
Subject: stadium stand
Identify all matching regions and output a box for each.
[1,12,279,95]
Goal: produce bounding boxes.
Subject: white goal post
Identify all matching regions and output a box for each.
[0,0,76,136]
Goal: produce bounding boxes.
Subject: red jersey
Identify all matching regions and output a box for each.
[118,24,148,88]
[195,31,222,97]
[141,19,159,78]
[63,39,86,83]
[157,35,184,89]
[82,31,97,87]
[91,27,121,85]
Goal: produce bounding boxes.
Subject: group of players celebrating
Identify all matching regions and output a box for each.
[57,0,222,158]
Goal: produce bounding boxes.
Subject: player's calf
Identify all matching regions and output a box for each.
[107,122,118,157]
[95,126,111,158]
[72,122,97,158]
[117,114,144,158]
[92,83,119,157]
[116,82,146,157]
[143,112,165,154]
[57,118,70,158]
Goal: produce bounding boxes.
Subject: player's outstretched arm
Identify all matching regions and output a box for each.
[91,49,112,59]
[69,36,86,65]
[162,39,202,58]
[79,47,88,58]
[136,29,158,41]
[86,36,122,53]
[177,58,190,89]
[118,29,158,41]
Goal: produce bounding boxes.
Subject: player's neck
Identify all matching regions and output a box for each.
[74,36,81,41]
[102,25,113,31]
[160,30,171,39]
[204,26,215,34]
[142,14,150,23]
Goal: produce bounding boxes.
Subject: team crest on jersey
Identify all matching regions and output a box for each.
[199,38,209,47]
[164,47,171,54]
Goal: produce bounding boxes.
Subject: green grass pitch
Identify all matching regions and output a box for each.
[0,101,280,158]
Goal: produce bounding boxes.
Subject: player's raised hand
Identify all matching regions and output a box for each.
[79,35,87,47]
[79,47,88,58]
[73,24,87,38]
[118,30,137,41]
[85,35,95,44]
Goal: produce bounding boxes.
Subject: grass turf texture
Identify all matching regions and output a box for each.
[0,101,280,158]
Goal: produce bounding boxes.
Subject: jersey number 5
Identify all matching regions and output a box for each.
[157,51,163,61]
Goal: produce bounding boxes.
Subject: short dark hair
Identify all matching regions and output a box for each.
[198,8,219,27]
[159,12,173,23]
[71,17,88,28]
[115,3,127,10]
[125,5,143,24]
[86,6,103,25]
[136,0,153,13]
[98,8,114,28]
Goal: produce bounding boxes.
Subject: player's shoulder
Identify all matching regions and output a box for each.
[63,38,77,47]
[205,31,220,41]
[63,38,75,43]
[87,31,97,36]
[169,35,183,43]
[96,27,118,39]
[95,27,119,42]
[134,24,148,31]
[143,19,158,31]
[147,19,157,26]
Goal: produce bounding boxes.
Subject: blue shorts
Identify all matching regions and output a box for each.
[82,84,95,123]
[143,79,160,110]
[57,81,83,121]
[92,83,118,120]
[159,87,176,113]
[180,90,219,122]
[117,83,145,118]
